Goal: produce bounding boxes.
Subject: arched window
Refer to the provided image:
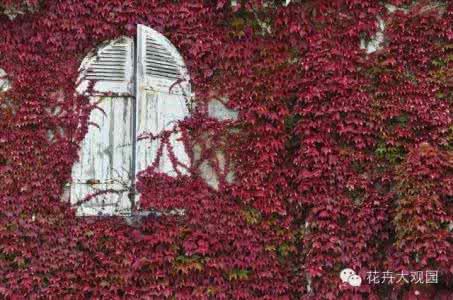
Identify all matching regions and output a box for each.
[71,25,191,216]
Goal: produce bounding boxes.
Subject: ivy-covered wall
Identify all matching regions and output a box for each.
[0,0,451,298]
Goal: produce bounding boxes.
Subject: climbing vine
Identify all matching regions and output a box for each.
[0,0,451,298]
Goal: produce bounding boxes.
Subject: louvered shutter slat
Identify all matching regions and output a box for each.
[135,24,191,181]
[78,38,134,95]
[137,25,190,95]
[85,42,128,80]
[71,37,135,216]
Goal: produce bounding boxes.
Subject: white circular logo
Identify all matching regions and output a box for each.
[340,268,356,283]
[340,268,362,287]
[348,274,362,287]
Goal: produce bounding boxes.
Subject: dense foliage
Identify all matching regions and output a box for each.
[0,0,451,298]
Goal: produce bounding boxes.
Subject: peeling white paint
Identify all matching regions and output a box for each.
[135,24,192,182]
[70,96,133,216]
[135,91,190,176]
[193,98,238,190]
[196,149,235,190]
[71,25,193,216]
[208,98,239,121]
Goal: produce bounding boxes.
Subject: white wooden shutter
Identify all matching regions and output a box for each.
[78,38,134,95]
[71,38,135,216]
[70,96,133,216]
[136,25,190,96]
[135,25,191,176]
